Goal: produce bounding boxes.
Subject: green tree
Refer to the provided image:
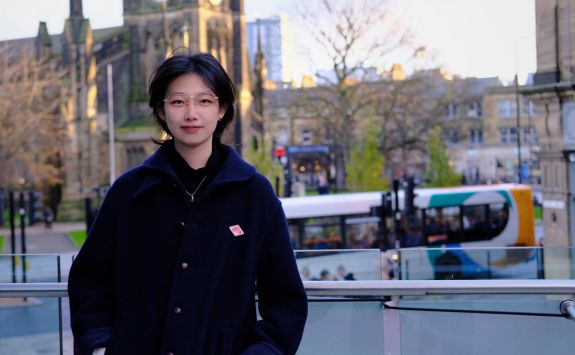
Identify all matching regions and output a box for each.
[244,138,284,196]
[346,123,388,192]
[424,129,461,187]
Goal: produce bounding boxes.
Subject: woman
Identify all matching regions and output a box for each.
[68,53,308,355]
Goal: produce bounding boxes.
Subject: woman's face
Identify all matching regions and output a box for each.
[162,73,226,152]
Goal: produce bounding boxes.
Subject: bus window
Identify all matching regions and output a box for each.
[488,203,509,236]
[301,216,343,249]
[345,216,380,249]
[287,219,302,248]
[424,207,459,245]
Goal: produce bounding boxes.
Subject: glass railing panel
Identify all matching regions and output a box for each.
[399,247,575,280]
[542,247,574,279]
[0,296,69,354]
[397,294,571,314]
[395,293,575,355]
[0,255,62,283]
[297,297,385,355]
[295,249,383,281]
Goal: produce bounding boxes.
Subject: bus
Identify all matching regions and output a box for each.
[281,184,538,280]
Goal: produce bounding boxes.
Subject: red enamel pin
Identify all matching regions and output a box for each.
[229,225,245,236]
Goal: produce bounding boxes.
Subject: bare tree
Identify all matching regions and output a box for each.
[0,43,67,192]
[294,0,413,189]
[373,69,449,177]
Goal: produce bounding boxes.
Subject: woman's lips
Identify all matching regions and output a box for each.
[181,125,202,133]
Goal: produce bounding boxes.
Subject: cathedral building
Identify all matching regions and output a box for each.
[6,0,254,199]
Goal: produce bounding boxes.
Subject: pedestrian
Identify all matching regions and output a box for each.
[68,53,307,355]
[316,172,328,195]
[43,206,53,229]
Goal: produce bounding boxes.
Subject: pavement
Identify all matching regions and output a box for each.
[0,221,85,255]
[0,221,84,354]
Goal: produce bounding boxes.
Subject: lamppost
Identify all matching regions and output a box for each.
[514,73,522,183]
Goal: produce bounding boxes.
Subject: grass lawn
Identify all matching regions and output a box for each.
[0,235,4,253]
[68,230,87,248]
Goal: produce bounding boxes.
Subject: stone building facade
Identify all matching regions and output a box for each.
[5,0,255,199]
[523,0,575,256]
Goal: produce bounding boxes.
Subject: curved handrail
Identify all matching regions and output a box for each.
[1,279,575,297]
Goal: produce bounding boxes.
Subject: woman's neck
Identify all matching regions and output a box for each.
[174,140,212,170]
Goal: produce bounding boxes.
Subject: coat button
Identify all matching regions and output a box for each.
[178,221,185,229]
[174,306,182,314]
[181,262,189,270]
[167,352,174,355]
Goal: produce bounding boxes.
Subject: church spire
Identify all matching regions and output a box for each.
[70,0,83,18]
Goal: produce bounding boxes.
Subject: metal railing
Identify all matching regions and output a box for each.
[2,279,575,298]
[1,279,575,355]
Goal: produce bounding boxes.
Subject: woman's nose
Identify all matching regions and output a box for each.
[184,102,200,119]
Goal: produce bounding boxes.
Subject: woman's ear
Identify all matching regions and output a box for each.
[156,107,166,120]
[218,104,228,120]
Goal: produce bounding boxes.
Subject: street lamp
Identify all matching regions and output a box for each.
[514,73,522,183]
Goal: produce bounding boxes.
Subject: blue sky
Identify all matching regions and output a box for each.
[0,0,536,84]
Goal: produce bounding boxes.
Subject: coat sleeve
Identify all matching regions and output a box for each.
[242,204,308,355]
[68,191,118,355]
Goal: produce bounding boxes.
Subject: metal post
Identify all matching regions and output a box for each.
[392,179,401,249]
[107,64,116,185]
[283,153,292,197]
[379,192,389,249]
[275,176,280,197]
[514,74,522,183]
[18,192,27,283]
[537,247,545,279]
[57,255,63,355]
[8,191,16,283]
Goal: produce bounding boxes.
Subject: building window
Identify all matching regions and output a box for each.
[524,99,537,117]
[499,127,518,144]
[467,101,482,118]
[301,127,312,145]
[446,101,458,119]
[497,99,516,118]
[444,129,459,145]
[469,128,483,144]
[277,125,289,145]
[522,126,538,144]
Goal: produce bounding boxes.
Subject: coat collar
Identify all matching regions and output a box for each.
[131,142,255,199]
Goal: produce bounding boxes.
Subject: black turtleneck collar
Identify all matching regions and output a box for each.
[165,139,223,194]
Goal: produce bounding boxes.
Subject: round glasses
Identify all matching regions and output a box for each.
[163,92,219,110]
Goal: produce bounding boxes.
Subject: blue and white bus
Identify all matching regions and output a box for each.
[281,184,538,279]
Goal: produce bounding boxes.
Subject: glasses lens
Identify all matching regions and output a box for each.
[165,94,188,108]
[194,93,218,107]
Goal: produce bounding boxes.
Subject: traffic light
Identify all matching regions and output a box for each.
[405,177,416,215]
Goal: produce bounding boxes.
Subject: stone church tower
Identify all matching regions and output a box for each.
[120,0,253,152]
[60,0,107,198]
[27,0,254,199]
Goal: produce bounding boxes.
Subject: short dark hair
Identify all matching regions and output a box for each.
[148,53,236,142]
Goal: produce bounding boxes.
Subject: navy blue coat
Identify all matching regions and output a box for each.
[68,143,307,355]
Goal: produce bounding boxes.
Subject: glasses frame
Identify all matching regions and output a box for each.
[162,92,220,109]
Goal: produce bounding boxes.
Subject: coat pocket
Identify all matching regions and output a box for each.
[208,322,240,355]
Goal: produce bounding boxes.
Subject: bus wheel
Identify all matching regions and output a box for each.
[434,252,462,280]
